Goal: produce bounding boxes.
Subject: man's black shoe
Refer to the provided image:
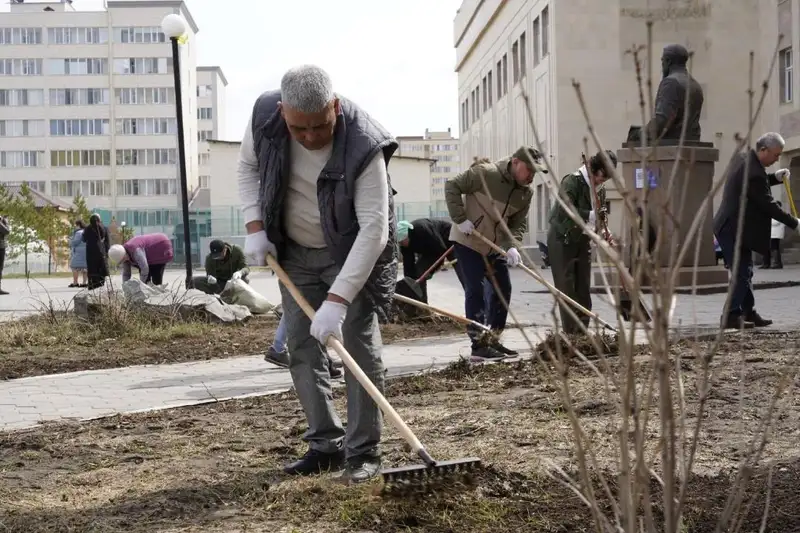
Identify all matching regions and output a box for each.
[283,448,345,476]
[344,454,381,484]
[469,345,508,363]
[0,289,8,296]
[328,357,343,380]
[492,340,519,356]
[745,310,773,327]
[759,264,770,269]
[721,314,755,330]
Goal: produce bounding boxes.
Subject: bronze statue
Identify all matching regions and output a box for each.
[628,44,704,144]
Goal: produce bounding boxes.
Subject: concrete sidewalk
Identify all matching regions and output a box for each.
[0,327,558,433]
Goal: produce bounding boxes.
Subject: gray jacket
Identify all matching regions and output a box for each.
[0,216,9,249]
[250,90,399,319]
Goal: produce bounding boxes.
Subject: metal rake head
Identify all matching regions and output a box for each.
[380,458,482,498]
[381,457,481,484]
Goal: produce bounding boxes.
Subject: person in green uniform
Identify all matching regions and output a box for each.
[193,239,249,294]
[546,150,617,334]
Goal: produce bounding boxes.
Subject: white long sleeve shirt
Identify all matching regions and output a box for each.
[237,118,389,303]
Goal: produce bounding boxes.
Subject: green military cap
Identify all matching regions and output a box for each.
[512,146,549,174]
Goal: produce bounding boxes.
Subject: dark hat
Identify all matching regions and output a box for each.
[512,146,549,174]
[209,239,227,260]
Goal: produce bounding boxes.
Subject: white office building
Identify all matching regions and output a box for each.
[196,65,227,191]
[0,0,226,216]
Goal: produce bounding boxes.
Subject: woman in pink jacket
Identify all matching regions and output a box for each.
[108,233,174,286]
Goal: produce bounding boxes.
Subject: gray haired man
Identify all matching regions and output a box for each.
[237,65,398,483]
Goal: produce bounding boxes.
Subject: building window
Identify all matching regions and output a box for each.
[0,151,45,168]
[113,58,173,75]
[0,59,43,76]
[542,6,549,57]
[198,175,210,188]
[475,85,480,120]
[461,100,468,132]
[0,120,45,137]
[487,71,493,108]
[533,17,541,65]
[116,149,177,166]
[482,76,488,112]
[49,88,109,106]
[519,32,527,78]
[50,150,111,167]
[45,58,107,75]
[198,153,210,165]
[512,40,520,84]
[0,28,43,45]
[0,180,46,193]
[51,180,112,197]
[113,27,166,44]
[197,84,213,97]
[0,89,43,107]
[496,60,502,100]
[115,87,175,105]
[115,118,178,135]
[198,107,213,120]
[198,130,213,141]
[780,47,793,104]
[47,27,108,44]
[49,119,110,136]
[502,54,508,96]
[117,179,178,197]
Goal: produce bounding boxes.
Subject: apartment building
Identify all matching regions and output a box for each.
[396,128,459,217]
[196,65,227,190]
[0,0,225,214]
[454,0,779,245]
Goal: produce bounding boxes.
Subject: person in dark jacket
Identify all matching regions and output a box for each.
[192,239,249,294]
[82,214,110,290]
[0,214,9,295]
[398,218,463,300]
[713,132,800,329]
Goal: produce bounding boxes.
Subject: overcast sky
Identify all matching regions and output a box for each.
[8,0,463,141]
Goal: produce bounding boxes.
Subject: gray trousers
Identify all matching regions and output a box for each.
[279,242,384,459]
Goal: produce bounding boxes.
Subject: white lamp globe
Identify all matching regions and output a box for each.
[161,14,186,39]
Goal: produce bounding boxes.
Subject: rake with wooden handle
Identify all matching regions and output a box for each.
[783,178,798,217]
[471,230,618,333]
[266,254,481,488]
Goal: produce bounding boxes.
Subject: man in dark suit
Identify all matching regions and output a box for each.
[713,132,799,329]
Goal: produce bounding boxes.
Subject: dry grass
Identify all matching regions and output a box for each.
[0,301,464,380]
[0,331,798,532]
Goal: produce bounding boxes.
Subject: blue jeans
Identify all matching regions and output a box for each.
[453,243,512,347]
[272,313,288,352]
[716,230,755,316]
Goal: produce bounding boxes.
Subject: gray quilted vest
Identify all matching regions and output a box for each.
[250,90,399,320]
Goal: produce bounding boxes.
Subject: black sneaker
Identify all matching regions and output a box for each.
[283,448,345,476]
[721,314,755,330]
[344,454,381,484]
[264,347,289,368]
[492,340,519,356]
[0,289,8,296]
[328,357,343,380]
[469,345,508,363]
[745,310,773,327]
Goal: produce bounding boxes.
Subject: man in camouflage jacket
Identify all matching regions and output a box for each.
[445,146,543,362]
[547,150,617,334]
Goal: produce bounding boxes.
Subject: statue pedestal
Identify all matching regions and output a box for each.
[593,143,729,290]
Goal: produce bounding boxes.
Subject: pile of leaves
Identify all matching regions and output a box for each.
[534,330,619,360]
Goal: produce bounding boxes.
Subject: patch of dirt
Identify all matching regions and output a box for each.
[1,330,799,532]
[0,313,464,380]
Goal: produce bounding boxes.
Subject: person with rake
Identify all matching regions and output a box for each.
[547,150,617,334]
[236,65,397,483]
[444,147,541,362]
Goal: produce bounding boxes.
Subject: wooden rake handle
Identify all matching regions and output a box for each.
[266,254,429,458]
[470,230,617,332]
[783,179,798,218]
[393,293,491,333]
[415,245,455,283]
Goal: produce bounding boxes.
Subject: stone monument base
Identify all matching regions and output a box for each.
[592,264,729,293]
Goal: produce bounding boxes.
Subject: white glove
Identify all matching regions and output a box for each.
[231,271,242,282]
[310,301,348,344]
[207,275,217,285]
[244,230,277,266]
[588,211,597,226]
[457,220,475,235]
[795,218,800,232]
[506,247,522,267]
[775,168,790,181]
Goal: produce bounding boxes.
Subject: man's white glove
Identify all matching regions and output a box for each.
[775,168,791,182]
[506,247,522,267]
[207,275,217,285]
[588,211,597,227]
[310,301,348,344]
[244,230,277,266]
[231,271,242,282]
[457,220,475,235]
[795,218,800,232]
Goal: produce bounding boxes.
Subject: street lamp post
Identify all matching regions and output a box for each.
[161,14,193,289]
